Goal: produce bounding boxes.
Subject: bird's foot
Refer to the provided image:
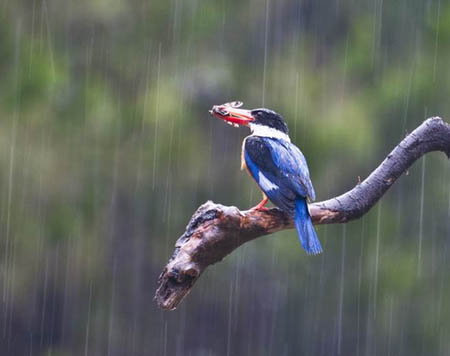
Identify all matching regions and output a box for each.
[250,197,269,211]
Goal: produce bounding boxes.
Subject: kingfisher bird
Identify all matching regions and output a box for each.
[210,101,322,255]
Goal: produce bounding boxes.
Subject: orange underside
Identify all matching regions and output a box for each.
[241,138,269,210]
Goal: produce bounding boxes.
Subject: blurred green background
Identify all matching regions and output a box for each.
[0,0,450,355]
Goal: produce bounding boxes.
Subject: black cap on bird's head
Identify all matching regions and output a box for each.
[209,101,288,134]
[250,108,288,134]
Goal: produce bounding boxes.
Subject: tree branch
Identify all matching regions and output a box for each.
[155,117,450,310]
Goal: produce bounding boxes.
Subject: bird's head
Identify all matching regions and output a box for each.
[209,101,288,135]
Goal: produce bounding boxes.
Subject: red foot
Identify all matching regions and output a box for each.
[250,197,269,211]
[252,206,269,212]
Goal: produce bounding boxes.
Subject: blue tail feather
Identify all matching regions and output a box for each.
[294,198,322,255]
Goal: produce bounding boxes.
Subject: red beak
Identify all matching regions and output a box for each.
[209,104,254,126]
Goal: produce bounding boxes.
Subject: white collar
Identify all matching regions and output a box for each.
[248,123,291,142]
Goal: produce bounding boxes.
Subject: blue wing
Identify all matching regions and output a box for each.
[264,138,316,201]
[244,136,316,214]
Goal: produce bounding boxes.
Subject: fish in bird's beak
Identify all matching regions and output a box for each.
[209,101,254,127]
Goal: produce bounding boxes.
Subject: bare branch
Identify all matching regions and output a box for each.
[155,117,450,310]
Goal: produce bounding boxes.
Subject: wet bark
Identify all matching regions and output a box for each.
[155,117,450,310]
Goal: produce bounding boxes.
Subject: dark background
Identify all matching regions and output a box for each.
[0,0,450,355]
